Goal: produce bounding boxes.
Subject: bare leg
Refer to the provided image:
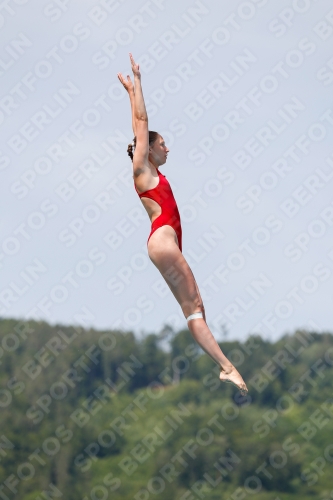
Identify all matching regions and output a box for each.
[148,227,248,394]
[186,318,248,394]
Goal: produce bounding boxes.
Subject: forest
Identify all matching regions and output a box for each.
[0,317,332,500]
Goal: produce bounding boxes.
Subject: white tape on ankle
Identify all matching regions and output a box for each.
[186,312,203,322]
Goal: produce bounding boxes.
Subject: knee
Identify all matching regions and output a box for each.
[182,294,204,317]
[185,301,206,323]
[195,296,204,313]
[193,291,204,311]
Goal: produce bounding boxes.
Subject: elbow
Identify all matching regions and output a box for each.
[135,115,148,122]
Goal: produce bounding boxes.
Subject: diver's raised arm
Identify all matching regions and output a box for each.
[117,70,136,136]
[117,53,149,174]
[128,53,149,172]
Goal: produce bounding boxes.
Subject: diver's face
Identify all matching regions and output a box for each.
[149,136,169,166]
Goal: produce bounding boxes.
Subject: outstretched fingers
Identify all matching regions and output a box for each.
[129,52,136,66]
[129,52,140,77]
[117,73,134,93]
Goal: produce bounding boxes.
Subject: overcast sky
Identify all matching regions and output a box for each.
[1,0,333,342]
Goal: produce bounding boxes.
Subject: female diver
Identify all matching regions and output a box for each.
[117,54,248,395]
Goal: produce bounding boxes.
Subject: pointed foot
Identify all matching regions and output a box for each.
[219,367,248,395]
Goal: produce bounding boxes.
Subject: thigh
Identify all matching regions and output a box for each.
[148,226,203,317]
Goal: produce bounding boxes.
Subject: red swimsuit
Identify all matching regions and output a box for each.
[135,169,182,252]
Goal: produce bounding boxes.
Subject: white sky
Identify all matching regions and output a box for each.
[1,0,333,342]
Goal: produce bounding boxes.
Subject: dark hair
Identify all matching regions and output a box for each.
[127,131,159,161]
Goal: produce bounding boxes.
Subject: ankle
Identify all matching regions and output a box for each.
[220,364,234,375]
